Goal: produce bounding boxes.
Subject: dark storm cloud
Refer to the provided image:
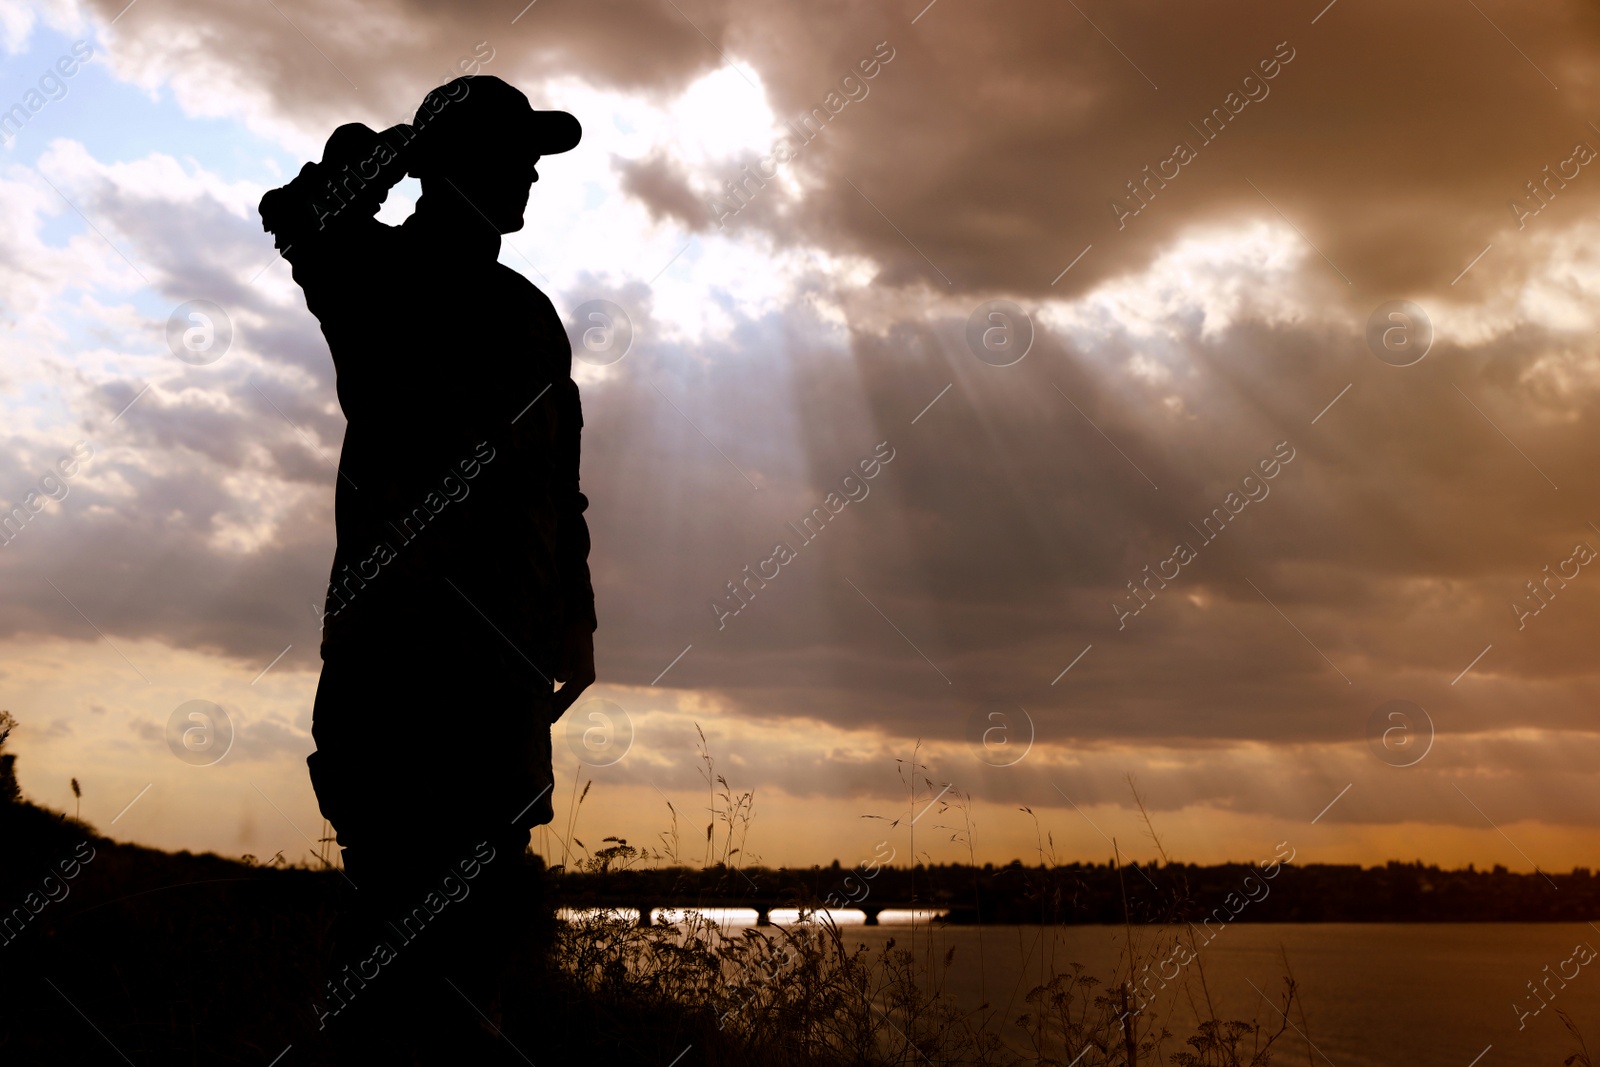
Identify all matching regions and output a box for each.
[598,715,1600,831]
[85,0,734,140]
[557,265,1600,759]
[0,157,344,664]
[615,151,705,229]
[0,448,332,665]
[690,0,1600,303]
[84,0,1600,299]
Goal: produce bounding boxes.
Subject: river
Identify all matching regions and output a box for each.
[840,920,1598,1067]
[600,910,1600,1065]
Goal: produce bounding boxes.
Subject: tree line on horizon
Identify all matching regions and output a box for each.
[555,855,1598,924]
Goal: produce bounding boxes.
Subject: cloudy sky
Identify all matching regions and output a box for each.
[4,0,1600,874]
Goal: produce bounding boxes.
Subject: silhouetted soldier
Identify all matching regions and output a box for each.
[259,75,595,1062]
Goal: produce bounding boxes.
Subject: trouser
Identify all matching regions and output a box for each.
[320,830,533,1063]
[307,651,555,1063]
[307,650,557,845]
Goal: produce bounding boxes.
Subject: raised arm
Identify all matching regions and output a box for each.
[257,123,412,293]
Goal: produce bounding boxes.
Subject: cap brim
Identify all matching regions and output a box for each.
[529,110,582,155]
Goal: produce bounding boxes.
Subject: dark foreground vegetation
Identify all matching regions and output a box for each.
[4,789,696,1066]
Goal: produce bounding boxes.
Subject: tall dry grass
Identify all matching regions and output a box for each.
[540,732,1305,1066]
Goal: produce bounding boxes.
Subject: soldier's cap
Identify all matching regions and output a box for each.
[408,75,581,176]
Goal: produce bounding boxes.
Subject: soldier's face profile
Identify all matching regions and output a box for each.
[433,144,542,234]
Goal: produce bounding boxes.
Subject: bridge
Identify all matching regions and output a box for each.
[559,897,947,927]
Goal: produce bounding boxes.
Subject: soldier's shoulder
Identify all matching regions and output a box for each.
[493,262,551,300]
[493,263,563,321]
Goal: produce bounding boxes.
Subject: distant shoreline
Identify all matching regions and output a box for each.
[553,860,1600,925]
